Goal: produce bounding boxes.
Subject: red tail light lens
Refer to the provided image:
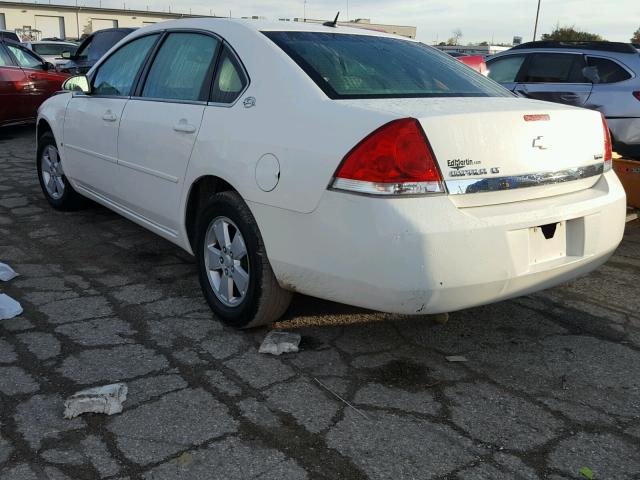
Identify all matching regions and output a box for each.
[331,118,445,195]
[601,113,612,171]
[633,91,640,101]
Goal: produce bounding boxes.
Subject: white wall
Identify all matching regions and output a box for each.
[0,13,6,30]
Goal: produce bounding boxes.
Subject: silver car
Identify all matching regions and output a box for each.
[487,41,640,157]
[23,41,78,67]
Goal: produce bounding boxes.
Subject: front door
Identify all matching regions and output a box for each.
[61,33,159,200]
[116,32,220,232]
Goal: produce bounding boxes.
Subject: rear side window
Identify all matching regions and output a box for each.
[6,44,42,69]
[487,55,526,83]
[264,32,510,99]
[210,46,247,103]
[142,33,219,102]
[0,45,13,66]
[586,57,632,83]
[520,53,587,83]
[93,34,158,96]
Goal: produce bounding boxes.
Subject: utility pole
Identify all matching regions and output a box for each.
[533,0,542,41]
[303,0,307,22]
[346,0,349,21]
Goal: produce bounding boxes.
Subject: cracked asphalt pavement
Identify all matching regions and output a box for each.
[1,125,640,480]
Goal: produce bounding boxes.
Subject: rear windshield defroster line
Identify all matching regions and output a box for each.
[263,31,511,100]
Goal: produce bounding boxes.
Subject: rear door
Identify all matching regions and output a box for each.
[513,52,593,107]
[0,43,30,123]
[116,32,220,231]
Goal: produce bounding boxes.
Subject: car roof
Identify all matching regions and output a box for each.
[30,40,77,44]
[511,40,637,54]
[133,17,411,41]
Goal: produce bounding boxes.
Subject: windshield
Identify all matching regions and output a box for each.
[33,43,77,56]
[264,31,510,99]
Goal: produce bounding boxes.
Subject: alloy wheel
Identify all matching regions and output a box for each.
[204,216,250,307]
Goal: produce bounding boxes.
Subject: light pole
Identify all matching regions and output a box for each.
[533,0,542,41]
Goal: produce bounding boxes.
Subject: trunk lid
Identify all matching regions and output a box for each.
[343,97,606,207]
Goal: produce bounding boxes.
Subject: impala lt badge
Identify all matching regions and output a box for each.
[243,96,256,108]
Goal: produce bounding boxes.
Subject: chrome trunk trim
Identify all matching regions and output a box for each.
[445,163,604,195]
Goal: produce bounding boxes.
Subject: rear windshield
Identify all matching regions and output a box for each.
[76,31,128,62]
[33,43,77,56]
[264,31,510,99]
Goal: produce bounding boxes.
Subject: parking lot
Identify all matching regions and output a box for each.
[1,125,639,479]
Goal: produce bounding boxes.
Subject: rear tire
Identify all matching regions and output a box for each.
[196,191,292,329]
[37,131,86,211]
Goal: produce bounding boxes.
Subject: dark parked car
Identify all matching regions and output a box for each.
[0,30,20,43]
[487,41,640,156]
[0,39,69,127]
[58,28,135,75]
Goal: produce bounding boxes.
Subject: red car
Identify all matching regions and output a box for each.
[457,55,488,75]
[0,40,69,127]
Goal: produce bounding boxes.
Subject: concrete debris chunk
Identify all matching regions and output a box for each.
[0,263,18,282]
[445,355,468,363]
[63,383,128,419]
[0,294,23,320]
[259,330,301,356]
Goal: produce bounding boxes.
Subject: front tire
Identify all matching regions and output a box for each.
[196,191,292,329]
[37,131,86,210]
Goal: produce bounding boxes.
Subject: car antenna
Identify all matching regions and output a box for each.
[323,11,340,27]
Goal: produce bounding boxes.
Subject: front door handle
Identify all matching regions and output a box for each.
[29,73,38,80]
[173,119,197,134]
[102,111,117,122]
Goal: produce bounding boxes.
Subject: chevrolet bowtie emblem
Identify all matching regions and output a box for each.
[532,136,548,150]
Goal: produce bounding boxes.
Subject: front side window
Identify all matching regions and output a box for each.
[487,55,526,83]
[142,33,219,102]
[211,46,247,103]
[92,34,158,96]
[264,32,510,99]
[33,43,78,57]
[586,56,632,84]
[6,44,43,69]
[520,53,587,83]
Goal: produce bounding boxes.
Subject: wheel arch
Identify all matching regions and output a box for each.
[184,175,237,253]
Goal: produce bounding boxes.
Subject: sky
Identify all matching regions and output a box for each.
[18,0,640,44]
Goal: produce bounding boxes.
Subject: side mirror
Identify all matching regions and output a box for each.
[43,62,56,71]
[62,75,91,94]
[61,51,72,59]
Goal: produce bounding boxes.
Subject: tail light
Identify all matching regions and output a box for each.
[331,118,446,195]
[600,113,612,172]
[633,91,640,101]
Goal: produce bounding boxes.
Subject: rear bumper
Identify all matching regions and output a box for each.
[250,170,626,315]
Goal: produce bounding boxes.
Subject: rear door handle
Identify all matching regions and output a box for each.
[173,119,197,134]
[102,111,118,122]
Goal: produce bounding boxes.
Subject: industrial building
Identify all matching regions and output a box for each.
[0,1,208,41]
[0,1,417,41]
[291,18,417,39]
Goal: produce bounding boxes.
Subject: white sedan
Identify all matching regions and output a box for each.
[36,19,626,328]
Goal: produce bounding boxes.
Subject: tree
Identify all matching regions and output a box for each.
[478,41,489,46]
[446,29,463,45]
[632,27,640,43]
[541,25,604,42]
